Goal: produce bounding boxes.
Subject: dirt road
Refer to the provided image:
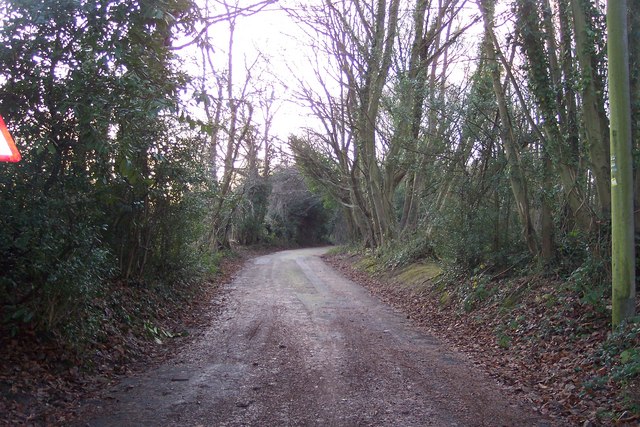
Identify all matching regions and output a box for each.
[81,248,550,426]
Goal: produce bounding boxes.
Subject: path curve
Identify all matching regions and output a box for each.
[81,247,551,426]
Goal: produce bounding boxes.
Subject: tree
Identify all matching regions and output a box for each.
[0,0,208,332]
[479,0,539,256]
[266,166,333,245]
[570,0,611,217]
[195,0,270,250]
[515,0,596,234]
[290,0,469,248]
[607,0,636,327]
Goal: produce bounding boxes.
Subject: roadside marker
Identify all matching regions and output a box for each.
[0,114,20,162]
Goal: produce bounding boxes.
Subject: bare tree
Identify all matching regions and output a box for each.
[478,0,538,255]
[289,0,470,247]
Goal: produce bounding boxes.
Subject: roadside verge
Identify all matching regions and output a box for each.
[324,251,639,426]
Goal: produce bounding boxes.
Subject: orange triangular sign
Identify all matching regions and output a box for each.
[0,114,20,162]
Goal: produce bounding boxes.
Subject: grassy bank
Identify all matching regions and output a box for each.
[325,248,640,426]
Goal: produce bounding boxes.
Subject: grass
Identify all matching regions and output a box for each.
[395,263,443,290]
[354,256,379,273]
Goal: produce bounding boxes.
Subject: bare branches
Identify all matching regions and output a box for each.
[171,0,279,51]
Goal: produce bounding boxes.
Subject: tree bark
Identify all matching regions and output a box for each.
[398,0,430,232]
[354,0,401,246]
[629,1,640,235]
[607,0,636,327]
[516,0,596,233]
[480,0,539,255]
[570,0,611,217]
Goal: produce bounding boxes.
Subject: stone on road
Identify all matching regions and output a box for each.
[82,247,549,426]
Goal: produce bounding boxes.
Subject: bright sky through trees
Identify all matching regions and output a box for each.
[177,0,318,142]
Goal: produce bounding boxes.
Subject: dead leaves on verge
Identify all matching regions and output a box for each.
[325,253,639,426]
[0,250,252,426]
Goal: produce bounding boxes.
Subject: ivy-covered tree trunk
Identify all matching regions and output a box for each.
[570,0,611,218]
[516,0,596,234]
[398,0,430,233]
[541,150,555,262]
[629,1,640,235]
[608,0,636,327]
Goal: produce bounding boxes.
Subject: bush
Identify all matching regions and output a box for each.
[266,167,334,246]
[0,189,112,336]
[378,232,434,270]
[597,318,640,413]
[429,186,528,270]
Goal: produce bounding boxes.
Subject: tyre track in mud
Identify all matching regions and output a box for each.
[79,247,552,426]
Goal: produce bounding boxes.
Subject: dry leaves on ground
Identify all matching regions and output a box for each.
[325,253,640,426]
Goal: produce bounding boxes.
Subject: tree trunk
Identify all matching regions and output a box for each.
[541,149,555,262]
[607,0,636,327]
[480,0,539,255]
[629,1,640,236]
[570,0,611,217]
[398,0,430,232]
[356,0,401,246]
[516,0,596,233]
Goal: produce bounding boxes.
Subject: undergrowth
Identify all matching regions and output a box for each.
[0,246,242,425]
[1,246,231,370]
[330,243,638,424]
[597,318,640,413]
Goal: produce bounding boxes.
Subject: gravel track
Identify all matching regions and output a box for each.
[80,247,552,426]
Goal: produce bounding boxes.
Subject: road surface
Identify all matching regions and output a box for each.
[82,247,549,426]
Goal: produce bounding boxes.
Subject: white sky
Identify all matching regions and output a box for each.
[178,0,316,142]
[233,3,316,139]
[177,0,487,142]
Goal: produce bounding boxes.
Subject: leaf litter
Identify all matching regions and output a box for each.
[325,252,640,426]
[0,248,266,426]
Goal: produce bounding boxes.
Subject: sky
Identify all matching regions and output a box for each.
[177,0,487,145]
[233,3,316,139]
[178,0,317,142]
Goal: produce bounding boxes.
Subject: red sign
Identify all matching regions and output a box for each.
[0,114,20,162]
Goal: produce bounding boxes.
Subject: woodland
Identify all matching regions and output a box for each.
[0,0,639,424]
